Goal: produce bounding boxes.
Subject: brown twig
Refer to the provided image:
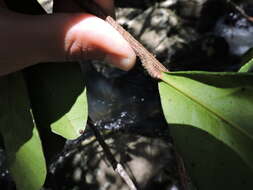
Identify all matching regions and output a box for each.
[75,0,169,79]
[106,16,169,79]
[88,119,138,190]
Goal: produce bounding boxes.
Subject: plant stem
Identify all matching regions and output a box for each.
[88,119,138,190]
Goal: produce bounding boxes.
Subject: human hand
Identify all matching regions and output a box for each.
[0,0,136,76]
[54,0,136,71]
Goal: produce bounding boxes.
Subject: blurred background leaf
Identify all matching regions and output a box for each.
[0,72,46,190]
[25,63,88,140]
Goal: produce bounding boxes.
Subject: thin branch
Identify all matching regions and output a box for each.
[75,0,169,79]
[88,119,138,190]
[106,16,169,79]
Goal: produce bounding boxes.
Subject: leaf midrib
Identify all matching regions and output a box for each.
[162,76,253,141]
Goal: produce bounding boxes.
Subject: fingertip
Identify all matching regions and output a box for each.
[78,15,136,70]
[120,56,136,71]
[64,14,136,69]
[105,51,136,71]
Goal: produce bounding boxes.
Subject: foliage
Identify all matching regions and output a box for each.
[1,55,253,190]
[2,64,253,190]
[0,63,87,190]
[26,63,88,140]
[159,71,253,189]
[239,58,253,73]
[2,66,253,189]
[1,0,251,189]
[0,73,46,190]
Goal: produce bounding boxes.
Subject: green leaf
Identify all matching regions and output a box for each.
[25,63,88,140]
[240,48,253,67]
[51,88,87,139]
[159,71,253,189]
[239,58,253,72]
[0,72,46,190]
[170,124,253,189]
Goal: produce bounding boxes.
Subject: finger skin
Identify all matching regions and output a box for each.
[53,0,135,70]
[0,10,135,76]
[64,14,136,70]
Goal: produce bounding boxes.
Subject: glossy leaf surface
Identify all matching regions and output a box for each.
[51,87,87,139]
[159,71,253,189]
[239,58,253,72]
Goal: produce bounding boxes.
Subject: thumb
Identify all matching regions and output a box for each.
[65,14,136,71]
